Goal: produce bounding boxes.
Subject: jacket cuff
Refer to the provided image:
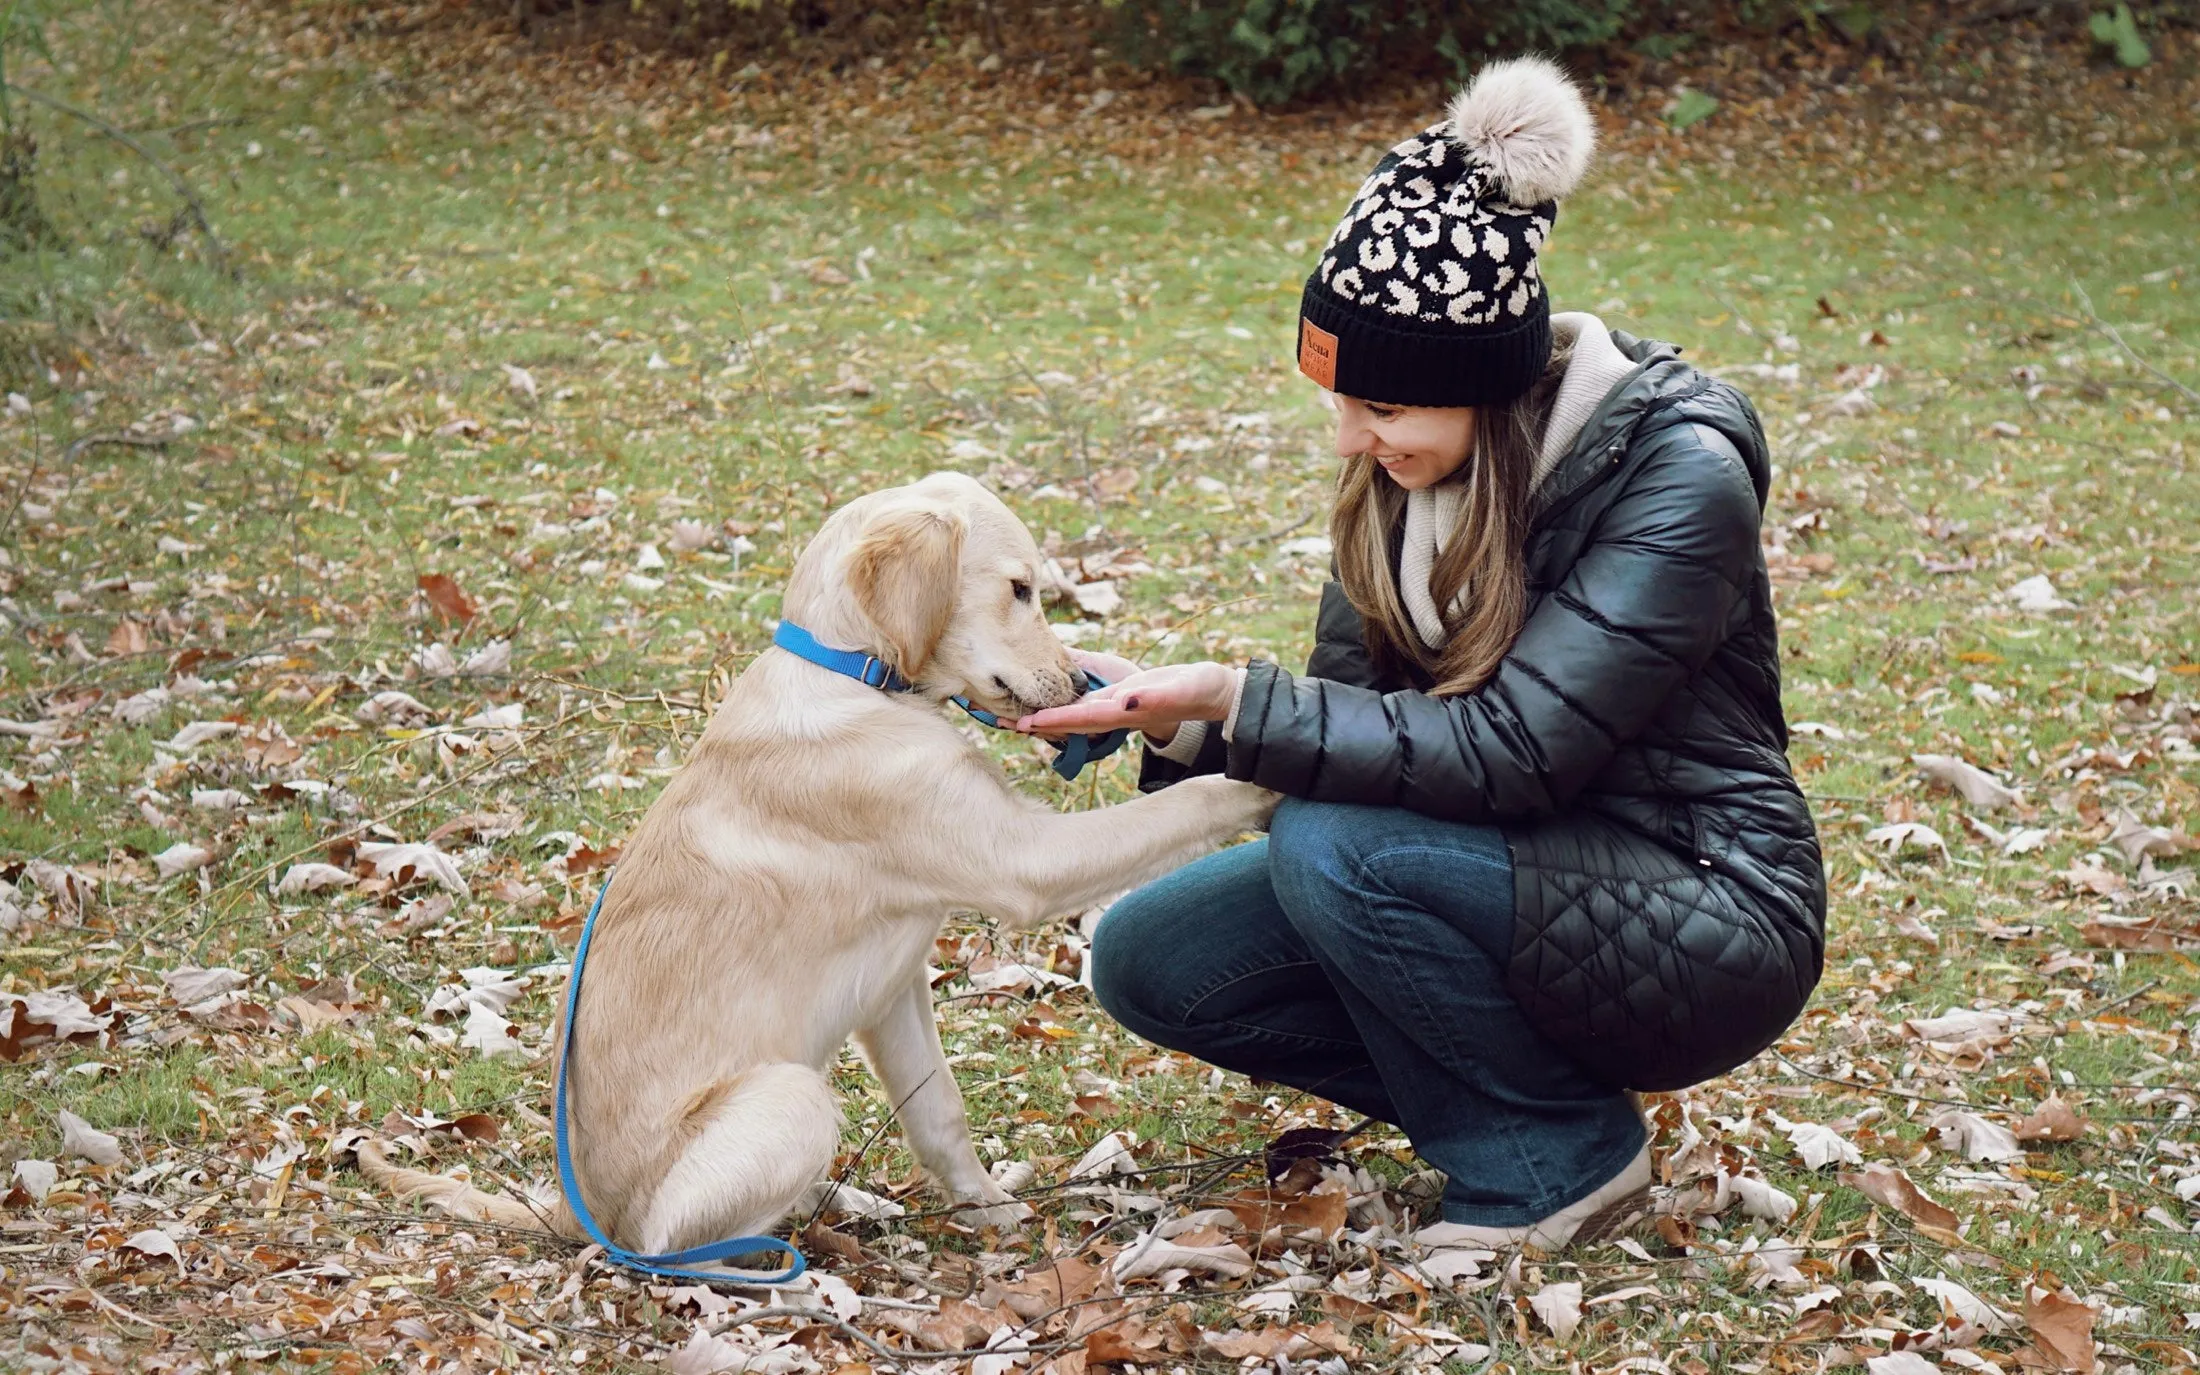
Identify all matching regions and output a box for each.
[1146,719,1208,766]
[1220,667,1250,742]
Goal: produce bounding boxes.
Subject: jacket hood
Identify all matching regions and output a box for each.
[1532,331,1772,523]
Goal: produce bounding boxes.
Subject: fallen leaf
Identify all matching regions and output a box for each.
[121,1227,185,1272]
[1930,1110,2026,1164]
[1719,1171,1800,1222]
[1866,821,1946,858]
[1530,1280,1584,1340]
[1068,1129,1138,1180]
[459,1002,524,1057]
[105,618,150,656]
[2081,917,2190,951]
[1915,1275,2019,1333]
[1866,1352,1940,1375]
[153,842,214,878]
[2107,809,2190,866]
[1914,754,2022,811]
[356,691,439,727]
[1840,1164,1960,1241]
[2024,1286,2097,1374]
[163,720,239,751]
[274,862,356,895]
[355,841,468,895]
[2006,574,2074,613]
[60,1110,124,1166]
[13,1159,57,1202]
[2014,1097,2085,1143]
[162,965,247,1005]
[1771,1113,1863,1169]
[418,572,478,625]
[1110,1235,1253,1282]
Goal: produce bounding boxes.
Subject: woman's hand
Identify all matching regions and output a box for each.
[1016,661,1239,738]
[1066,648,1143,689]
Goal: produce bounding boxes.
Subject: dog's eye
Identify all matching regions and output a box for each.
[1010,579,1033,603]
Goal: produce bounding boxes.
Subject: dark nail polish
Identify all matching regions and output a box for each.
[1123,696,1141,710]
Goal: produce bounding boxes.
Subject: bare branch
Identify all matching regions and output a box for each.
[5,81,230,272]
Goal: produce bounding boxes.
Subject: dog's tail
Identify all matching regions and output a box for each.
[356,1139,571,1235]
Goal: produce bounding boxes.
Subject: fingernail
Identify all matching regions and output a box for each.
[1123,695,1140,710]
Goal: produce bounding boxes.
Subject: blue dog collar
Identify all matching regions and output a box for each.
[771,621,1130,781]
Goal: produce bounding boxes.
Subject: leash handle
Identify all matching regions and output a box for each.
[554,876,807,1285]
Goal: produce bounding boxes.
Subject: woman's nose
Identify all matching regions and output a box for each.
[1335,414,1371,457]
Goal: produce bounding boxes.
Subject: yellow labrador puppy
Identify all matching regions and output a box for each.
[362,472,1276,1255]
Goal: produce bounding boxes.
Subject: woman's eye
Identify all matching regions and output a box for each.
[1369,407,1400,422]
[1011,580,1032,603]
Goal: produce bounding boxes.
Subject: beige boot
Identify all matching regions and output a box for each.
[1415,1143,1653,1253]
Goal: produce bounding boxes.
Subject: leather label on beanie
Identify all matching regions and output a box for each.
[1298,318,1339,390]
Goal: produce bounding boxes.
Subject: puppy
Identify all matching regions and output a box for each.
[361,472,1276,1259]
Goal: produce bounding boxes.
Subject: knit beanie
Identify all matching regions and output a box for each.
[1298,57,1597,409]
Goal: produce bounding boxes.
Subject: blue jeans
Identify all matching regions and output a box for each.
[1089,798,1646,1226]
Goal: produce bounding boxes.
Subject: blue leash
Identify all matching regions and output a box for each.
[554,877,807,1285]
[551,625,1123,1287]
[771,621,1131,781]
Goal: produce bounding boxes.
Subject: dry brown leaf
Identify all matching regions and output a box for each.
[2014,1097,2085,1143]
[276,996,355,1032]
[106,619,151,656]
[1082,1324,1159,1366]
[890,1297,995,1353]
[2024,1287,2097,1374]
[1319,1292,1391,1328]
[2081,917,2192,951]
[1221,1185,1348,1239]
[418,572,478,625]
[1839,1163,1961,1242]
[800,1216,870,1267]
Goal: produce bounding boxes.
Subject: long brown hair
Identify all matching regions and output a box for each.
[1329,337,1573,696]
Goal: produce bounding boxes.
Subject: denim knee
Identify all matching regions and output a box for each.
[1267,798,1374,925]
[1268,798,1514,955]
[1086,887,1177,1036]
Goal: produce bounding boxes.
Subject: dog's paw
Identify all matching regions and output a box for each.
[948,1196,1034,1230]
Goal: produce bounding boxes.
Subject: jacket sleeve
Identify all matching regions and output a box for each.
[1225,423,1762,821]
[1136,716,1229,792]
[1140,573,1378,792]
[1304,579,1384,689]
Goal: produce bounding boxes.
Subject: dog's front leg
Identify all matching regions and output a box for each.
[854,971,1031,1228]
[966,773,1279,930]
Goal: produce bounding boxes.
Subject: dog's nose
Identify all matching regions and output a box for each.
[1067,667,1090,695]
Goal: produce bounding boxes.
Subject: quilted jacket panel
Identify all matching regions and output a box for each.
[1143,332,1826,1090]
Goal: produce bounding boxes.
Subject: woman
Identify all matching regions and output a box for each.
[1018,57,1826,1251]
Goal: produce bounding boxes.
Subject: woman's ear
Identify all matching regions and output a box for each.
[846,502,967,678]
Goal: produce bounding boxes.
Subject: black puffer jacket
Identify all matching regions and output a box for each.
[1144,332,1826,1091]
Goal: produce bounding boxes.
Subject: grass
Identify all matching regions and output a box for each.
[1,1,2197,1369]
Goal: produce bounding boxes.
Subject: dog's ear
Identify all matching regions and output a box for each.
[846,502,967,678]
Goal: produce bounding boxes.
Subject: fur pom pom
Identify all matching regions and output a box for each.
[1446,56,1596,206]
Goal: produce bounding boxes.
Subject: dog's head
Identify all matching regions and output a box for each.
[782,472,1084,717]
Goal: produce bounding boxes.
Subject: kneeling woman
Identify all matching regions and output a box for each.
[1020,58,1826,1251]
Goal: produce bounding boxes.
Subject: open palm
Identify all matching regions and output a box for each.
[1016,661,1238,738]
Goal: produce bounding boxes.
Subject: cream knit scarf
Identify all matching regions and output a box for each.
[1399,313,1637,649]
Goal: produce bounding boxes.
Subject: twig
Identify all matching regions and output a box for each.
[2071,279,2200,406]
[62,432,169,464]
[4,82,230,272]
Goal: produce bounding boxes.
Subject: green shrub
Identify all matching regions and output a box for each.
[1104,0,1633,108]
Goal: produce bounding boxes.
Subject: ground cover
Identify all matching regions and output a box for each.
[2,3,2198,1371]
